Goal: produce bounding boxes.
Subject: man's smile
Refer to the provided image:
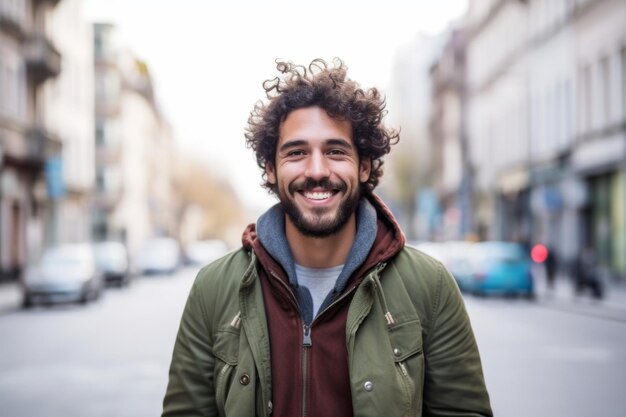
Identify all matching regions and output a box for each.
[301,191,336,201]
[291,178,346,205]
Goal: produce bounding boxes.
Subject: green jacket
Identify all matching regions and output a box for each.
[162,246,492,417]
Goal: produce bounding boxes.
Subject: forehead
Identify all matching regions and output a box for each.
[278,107,352,145]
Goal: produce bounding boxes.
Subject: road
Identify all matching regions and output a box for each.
[0,268,196,417]
[0,267,625,417]
[465,296,626,417]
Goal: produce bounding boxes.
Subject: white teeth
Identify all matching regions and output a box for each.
[304,191,333,200]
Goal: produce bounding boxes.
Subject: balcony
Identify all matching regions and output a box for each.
[94,177,123,209]
[23,34,61,84]
[25,127,62,167]
[0,11,25,39]
[32,0,62,5]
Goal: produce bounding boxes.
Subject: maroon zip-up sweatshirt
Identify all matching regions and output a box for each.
[241,195,405,417]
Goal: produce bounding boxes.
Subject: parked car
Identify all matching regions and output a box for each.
[468,241,534,298]
[94,241,131,287]
[413,241,476,292]
[134,237,181,275]
[22,243,104,307]
[184,239,229,267]
[437,241,477,293]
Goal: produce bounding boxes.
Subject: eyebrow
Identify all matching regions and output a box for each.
[278,138,354,153]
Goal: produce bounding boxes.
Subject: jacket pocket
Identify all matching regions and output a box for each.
[388,318,424,414]
[213,329,240,417]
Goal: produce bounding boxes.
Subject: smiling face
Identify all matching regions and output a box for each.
[266,106,371,238]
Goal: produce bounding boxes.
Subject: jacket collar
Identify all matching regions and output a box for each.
[255,199,377,288]
[241,193,405,323]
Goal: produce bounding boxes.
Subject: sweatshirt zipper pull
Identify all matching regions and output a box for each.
[303,324,312,347]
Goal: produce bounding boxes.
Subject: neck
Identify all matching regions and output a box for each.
[286,215,357,268]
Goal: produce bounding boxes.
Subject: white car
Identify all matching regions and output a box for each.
[184,239,229,267]
[135,238,181,275]
[94,241,131,286]
[22,243,104,307]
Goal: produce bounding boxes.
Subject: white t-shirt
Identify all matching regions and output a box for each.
[295,263,344,318]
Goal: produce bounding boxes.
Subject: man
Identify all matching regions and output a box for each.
[162,58,492,417]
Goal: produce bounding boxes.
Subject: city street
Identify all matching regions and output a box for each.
[0,268,625,417]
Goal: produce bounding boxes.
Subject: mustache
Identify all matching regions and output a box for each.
[289,178,346,193]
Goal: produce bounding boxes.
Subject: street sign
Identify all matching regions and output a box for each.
[45,156,65,199]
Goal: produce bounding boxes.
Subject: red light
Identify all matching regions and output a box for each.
[531,244,548,263]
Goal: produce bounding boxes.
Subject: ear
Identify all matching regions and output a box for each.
[266,163,277,185]
[359,158,371,183]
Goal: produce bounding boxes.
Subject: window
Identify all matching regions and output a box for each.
[0,54,4,116]
[530,93,539,156]
[96,167,106,190]
[0,55,26,121]
[96,121,105,147]
[105,167,121,194]
[579,65,592,134]
[563,78,572,146]
[621,46,626,122]
[16,62,24,120]
[555,82,564,149]
[600,56,611,128]
[546,86,553,152]
[7,66,17,118]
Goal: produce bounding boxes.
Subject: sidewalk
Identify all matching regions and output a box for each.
[0,280,22,314]
[534,270,626,322]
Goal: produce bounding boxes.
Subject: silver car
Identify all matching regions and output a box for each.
[22,243,104,307]
[94,241,131,287]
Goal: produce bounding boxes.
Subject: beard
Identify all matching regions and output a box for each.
[278,178,361,238]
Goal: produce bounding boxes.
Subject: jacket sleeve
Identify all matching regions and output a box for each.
[162,276,217,417]
[422,264,493,417]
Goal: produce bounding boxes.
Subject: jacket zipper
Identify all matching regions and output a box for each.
[268,265,385,417]
[302,324,312,417]
[268,270,310,416]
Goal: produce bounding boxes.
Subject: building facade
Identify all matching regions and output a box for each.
[432,0,626,281]
[0,0,62,279]
[93,23,178,258]
[429,28,472,241]
[385,33,446,241]
[42,0,94,246]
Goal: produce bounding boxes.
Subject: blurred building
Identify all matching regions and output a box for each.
[429,0,626,281]
[93,23,179,258]
[384,33,446,241]
[0,0,69,279]
[43,0,94,246]
[429,27,471,241]
[464,0,531,245]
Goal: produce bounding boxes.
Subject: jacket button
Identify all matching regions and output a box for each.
[239,374,250,385]
[393,348,401,356]
[363,381,374,392]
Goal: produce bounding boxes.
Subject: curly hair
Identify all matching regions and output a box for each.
[245,57,399,194]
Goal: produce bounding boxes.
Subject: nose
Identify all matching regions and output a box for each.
[304,150,330,180]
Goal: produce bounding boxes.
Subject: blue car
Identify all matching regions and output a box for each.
[468,241,534,298]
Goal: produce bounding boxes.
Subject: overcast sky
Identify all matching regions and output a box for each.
[83,0,468,216]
